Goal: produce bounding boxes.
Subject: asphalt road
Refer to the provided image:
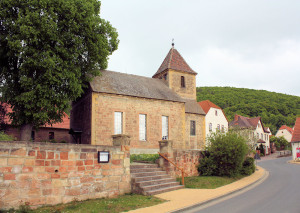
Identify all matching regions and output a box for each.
[181,157,300,213]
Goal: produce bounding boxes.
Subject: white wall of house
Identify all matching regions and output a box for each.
[205,107,228,145]
[291,142,300,160]
[275,129,293,142]
[254,120,270,154]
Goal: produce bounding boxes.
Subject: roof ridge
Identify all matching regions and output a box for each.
[168,48,174,69]
[153,47,197,77]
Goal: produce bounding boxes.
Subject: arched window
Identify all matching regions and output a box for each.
[181,76,185,88]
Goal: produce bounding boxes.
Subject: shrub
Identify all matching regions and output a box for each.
[240,157,255,175]
[0,131,14,141]
[271,136,289,150]
[130,154,159,163]
[198,132,248,177]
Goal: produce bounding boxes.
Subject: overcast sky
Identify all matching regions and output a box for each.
[100,0,300,97]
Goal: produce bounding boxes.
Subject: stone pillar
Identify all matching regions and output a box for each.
[112,134,131,193]
[112,134,130,151]
[158,140,175,177]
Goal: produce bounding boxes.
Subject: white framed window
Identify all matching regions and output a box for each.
[162,116,169,140]
[215,110,218,116]
[139,114,147,141]
[221,125,224,132]
[261,133,263,139]
[209,123,212,131]
[217,124,220,131]
[114,112,123,134]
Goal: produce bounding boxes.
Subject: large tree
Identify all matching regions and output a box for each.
[0,0,118,140]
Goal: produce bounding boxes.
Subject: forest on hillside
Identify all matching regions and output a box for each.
[196,87,300,134]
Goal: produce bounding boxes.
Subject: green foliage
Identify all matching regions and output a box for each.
[271,136,289,150]
[178,175,245,189]
[1,194,164,213]
[197,87,300,133]
[130,154,159,163]
[0,131,14,141]
[0,0,119,129]
[198,132,248,177]
[240,157,255,175]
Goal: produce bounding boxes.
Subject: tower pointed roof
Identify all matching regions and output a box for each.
[153,46,197,78]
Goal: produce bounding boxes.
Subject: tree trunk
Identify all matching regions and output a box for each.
[20,124,33,141]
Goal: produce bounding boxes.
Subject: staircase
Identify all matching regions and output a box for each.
[130,163,184,195]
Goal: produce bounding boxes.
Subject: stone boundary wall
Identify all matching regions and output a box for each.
[0,140,131,210]
[173,149,202,177]
[158,140,202,178]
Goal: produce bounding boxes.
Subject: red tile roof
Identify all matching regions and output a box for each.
[230,114,266,131]
[291,117,300,142]
[198,100,228,121]
[257,139,266,143]
[1,103,70,129]
[198,100,221,114]
[264,127,271,134]
[153,47,197,77]
[279,125,294,135]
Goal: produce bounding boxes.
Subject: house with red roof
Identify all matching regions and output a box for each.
[1,103,71,143]
[71,44,206,152]
[275,125,294,142]
[229,114,271,154]
[291,117,300,161]
[198,100,228,144]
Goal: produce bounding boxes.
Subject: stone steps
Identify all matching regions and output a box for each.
[131,164,184,195]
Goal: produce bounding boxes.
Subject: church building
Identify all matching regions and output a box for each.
[70,44,206,153]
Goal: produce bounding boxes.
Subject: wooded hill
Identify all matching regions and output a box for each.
[196,87,300,134]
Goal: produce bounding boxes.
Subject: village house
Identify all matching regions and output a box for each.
[275,125,294,142]
[70,45,206,154]
[291,117,300,161]
[1,103,71,143]
[229,114,270,154]
[198,100,228,145]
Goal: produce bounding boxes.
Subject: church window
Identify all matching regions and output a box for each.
[181,76,185,88]
[164,74,167,80]
[139,114,147,141]
[190,120,196,136]
[114,112,123,134]
[162,116,169,140]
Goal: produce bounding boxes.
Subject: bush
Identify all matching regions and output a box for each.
[130,154,159,163]
[271,136,289,150]
[0,131,14,141]
[240,157,255,175]
[198,132,248,177]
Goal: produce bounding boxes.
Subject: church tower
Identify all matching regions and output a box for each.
[152,43,197,100]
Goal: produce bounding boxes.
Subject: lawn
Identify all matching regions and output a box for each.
[3,194,165,213]
[178,175,246,189]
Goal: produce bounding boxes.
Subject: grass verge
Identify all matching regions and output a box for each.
[178,175,246,189]
[2,194,165,213]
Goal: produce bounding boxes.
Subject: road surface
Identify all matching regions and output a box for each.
[181,157,300,213]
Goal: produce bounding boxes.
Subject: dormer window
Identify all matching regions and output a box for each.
[181,76,185,88]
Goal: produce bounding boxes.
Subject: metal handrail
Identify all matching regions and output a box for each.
[158,152,186,186]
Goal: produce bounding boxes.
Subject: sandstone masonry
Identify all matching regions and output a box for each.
[0,140,131,209]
